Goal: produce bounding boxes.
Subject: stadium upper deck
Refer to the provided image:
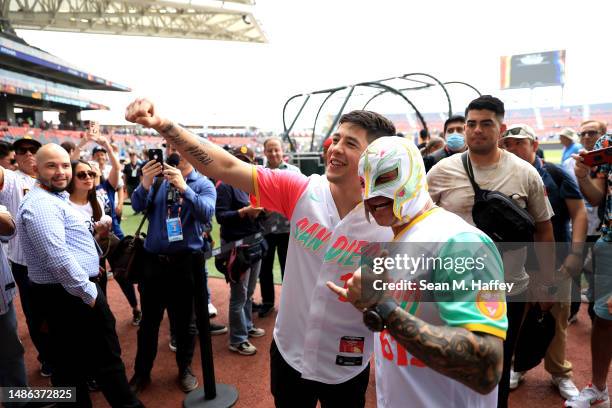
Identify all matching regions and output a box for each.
[0,29,129,128]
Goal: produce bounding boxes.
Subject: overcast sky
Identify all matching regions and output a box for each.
[16,0,612,130]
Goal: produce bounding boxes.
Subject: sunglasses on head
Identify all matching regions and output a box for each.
[504,128,527,137]
[15,146,39,155]
[76,171,96,180]
[580,130,600,138]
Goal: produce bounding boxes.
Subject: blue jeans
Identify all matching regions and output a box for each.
[593,237,612,320]
[0,301,28,407]
[229,259,261,345]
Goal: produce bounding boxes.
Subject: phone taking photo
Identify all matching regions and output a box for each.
[148,149,164,175]
[580,146,612,167]
[88,121,100,138]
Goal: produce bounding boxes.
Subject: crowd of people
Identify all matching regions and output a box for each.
[0,94,610,408]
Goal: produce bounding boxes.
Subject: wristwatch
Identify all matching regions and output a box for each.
[363,299,398,332]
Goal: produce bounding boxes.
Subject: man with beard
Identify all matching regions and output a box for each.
[16,144,143,408]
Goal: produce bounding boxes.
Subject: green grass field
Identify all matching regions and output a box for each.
[120,148,563,283]
[120,206,283,284]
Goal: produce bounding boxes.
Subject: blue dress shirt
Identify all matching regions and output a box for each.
[17,185,99,305]
[131,170,216,255]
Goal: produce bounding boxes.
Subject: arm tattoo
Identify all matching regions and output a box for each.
[386,307,503,394]
[159,122,214,166]
[185,143,214,166]
[159,122,185,147]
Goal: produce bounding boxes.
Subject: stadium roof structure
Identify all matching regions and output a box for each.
[1,0,266,42]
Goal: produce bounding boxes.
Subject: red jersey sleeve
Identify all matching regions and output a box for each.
[250,166,309,220]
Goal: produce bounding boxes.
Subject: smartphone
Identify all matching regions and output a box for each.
[88,121,100,138]
[581,146,612,167]
[148,148,164,170]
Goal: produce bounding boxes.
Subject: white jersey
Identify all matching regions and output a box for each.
[375,209,507,408]
[0,169,36,265]
[252,167,393,383]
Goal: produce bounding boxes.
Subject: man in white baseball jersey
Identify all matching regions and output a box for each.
[328,136,508,407]
[125,99,395,407]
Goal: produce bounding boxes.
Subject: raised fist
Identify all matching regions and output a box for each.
[125,99,167,130]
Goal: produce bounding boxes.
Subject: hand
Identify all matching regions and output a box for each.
[163,164,187,193]
[239,206,263,219]
[93,221,111,236]
[327,268,375,310]
[141,160,163,190]
[560,253,582,278]
[115,204,123,219]
[607,296,612,315]
[327,267,387,310]
[572,151,591,179]
[125,99,168,131]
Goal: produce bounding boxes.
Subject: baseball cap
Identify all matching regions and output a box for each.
[231,145,255,163]
[502,124,537,141]
[92,146,107,155]
[559,128,579,143]
[12,136,42,150]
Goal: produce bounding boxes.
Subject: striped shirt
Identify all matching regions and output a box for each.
[0,232,16,315]
[0,169,36,265]
[17,185,99,305]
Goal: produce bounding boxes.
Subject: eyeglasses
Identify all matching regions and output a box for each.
[76,171,96,180]
[579,130,600,138]
[15,146,39,155]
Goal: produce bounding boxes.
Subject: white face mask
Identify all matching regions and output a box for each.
[359,136,430,223]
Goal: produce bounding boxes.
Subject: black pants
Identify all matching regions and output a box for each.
[270,340,369,408]
[30,282,142,408]
[10,262,51,365]
[134,251,200,377]
[497,294,527,408]
[260,233,289,305]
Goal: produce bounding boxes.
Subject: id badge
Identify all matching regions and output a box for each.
[166,217,184,242]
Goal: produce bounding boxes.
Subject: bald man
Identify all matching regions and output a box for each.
[17,144,143,408]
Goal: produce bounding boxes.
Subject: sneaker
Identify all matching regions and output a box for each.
[258,303,275,318]
[210,323,228,335]
[40,362,53,377]
[229,341,257,356]
[509,369,525,390]
[565,384,609,407]
[178,368,198,393]
[132,310,142,326]
[248,327,266,338]
[552,376,580,400]
[169,336,177,352]
[208,303,218,318]
[128,374,151,395]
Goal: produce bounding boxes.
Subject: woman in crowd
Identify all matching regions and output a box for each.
[90,134,142,326]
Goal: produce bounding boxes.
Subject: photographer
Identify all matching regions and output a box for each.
[128,142,216,394]
[216,145,266,356]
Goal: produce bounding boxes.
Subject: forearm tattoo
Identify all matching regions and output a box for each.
[160,122,214,166]
[386,308,503,394]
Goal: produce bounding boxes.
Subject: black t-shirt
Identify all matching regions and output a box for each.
[123,162,143,188]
